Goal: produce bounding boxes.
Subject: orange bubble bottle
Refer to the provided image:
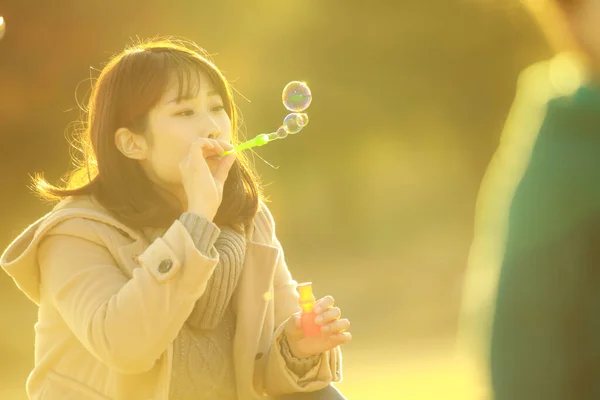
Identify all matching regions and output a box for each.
[297,282,321,337]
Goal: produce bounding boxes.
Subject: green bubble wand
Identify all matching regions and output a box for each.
[221,81,312,156]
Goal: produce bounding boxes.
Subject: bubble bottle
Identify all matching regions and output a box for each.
[297,282,321,337]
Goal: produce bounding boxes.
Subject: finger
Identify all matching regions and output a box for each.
[328,331,352,345]
[189,144,212,171]
[216,139,234,151]
[287,312,302,330]
[314,296,334,314]
[212,154,236,184]
[208,139,225,156]
[193,138,216,150]
[178,154,191,171]
[191,139,216,161]
[321,318,350,334]
[285,312,304,341]
[315,307,341,325]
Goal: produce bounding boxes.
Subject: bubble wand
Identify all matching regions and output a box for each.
[223,81,321,337]
[221,81,312,156]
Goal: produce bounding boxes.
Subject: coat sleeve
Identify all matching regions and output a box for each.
[38,217,220,374]
[256,204,343,396]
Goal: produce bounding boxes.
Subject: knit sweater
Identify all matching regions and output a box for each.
[144,212,320,399]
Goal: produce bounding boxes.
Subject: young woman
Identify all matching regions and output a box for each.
[0,39,351,400]
[461,0,600,398]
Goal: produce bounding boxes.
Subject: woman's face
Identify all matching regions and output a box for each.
[143,69,232,188]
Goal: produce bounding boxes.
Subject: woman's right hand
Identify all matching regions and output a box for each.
[179,138,236,221]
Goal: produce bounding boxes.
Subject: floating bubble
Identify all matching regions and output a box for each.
[283,113,304,134]
[276,126,288,139]
[282,81,312,112]
[297,113,309,127]
[0,17,5,41]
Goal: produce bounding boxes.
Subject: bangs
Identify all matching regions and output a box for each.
[120,46,231,131]
[164,53,205,102]
[162,50,228,105]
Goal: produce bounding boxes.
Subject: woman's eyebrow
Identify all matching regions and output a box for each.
[167,95,194,104]
[167,91,220,104]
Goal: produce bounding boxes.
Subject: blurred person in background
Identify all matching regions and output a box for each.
[0,39,351,400]
[459,0,600,398]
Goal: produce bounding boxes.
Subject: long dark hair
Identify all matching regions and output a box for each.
[32,38,263,232]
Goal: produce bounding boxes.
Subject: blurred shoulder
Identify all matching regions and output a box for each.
[508,130,600,246]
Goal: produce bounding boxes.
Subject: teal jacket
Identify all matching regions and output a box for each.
[491,82,600,399]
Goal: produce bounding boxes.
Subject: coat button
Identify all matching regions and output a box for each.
[158,259,173,273]
[255,352,263,360]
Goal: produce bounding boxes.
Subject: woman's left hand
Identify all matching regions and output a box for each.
[283,295,352,359]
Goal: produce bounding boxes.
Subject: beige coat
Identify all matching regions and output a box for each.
[0,196,341,400]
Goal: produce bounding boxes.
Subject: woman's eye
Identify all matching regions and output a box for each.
[212,105,225,112]
[175,109,195,117]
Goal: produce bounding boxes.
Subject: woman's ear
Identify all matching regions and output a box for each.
[115,127,149,160]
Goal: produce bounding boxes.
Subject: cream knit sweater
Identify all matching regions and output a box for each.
[144,213,319,399]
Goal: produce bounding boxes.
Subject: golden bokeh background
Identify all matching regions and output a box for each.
[0,1,554,399]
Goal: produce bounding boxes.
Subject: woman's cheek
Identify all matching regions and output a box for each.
[154,148,188,184]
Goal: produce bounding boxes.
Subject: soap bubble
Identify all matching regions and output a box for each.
[282,81,312,112]
[276,126,288,139]
[0,17,6,41]
[282,113,304,134]
[297,113,309,127]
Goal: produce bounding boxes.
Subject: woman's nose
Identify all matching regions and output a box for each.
[202,114,221,139]
[207,131,220,139]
